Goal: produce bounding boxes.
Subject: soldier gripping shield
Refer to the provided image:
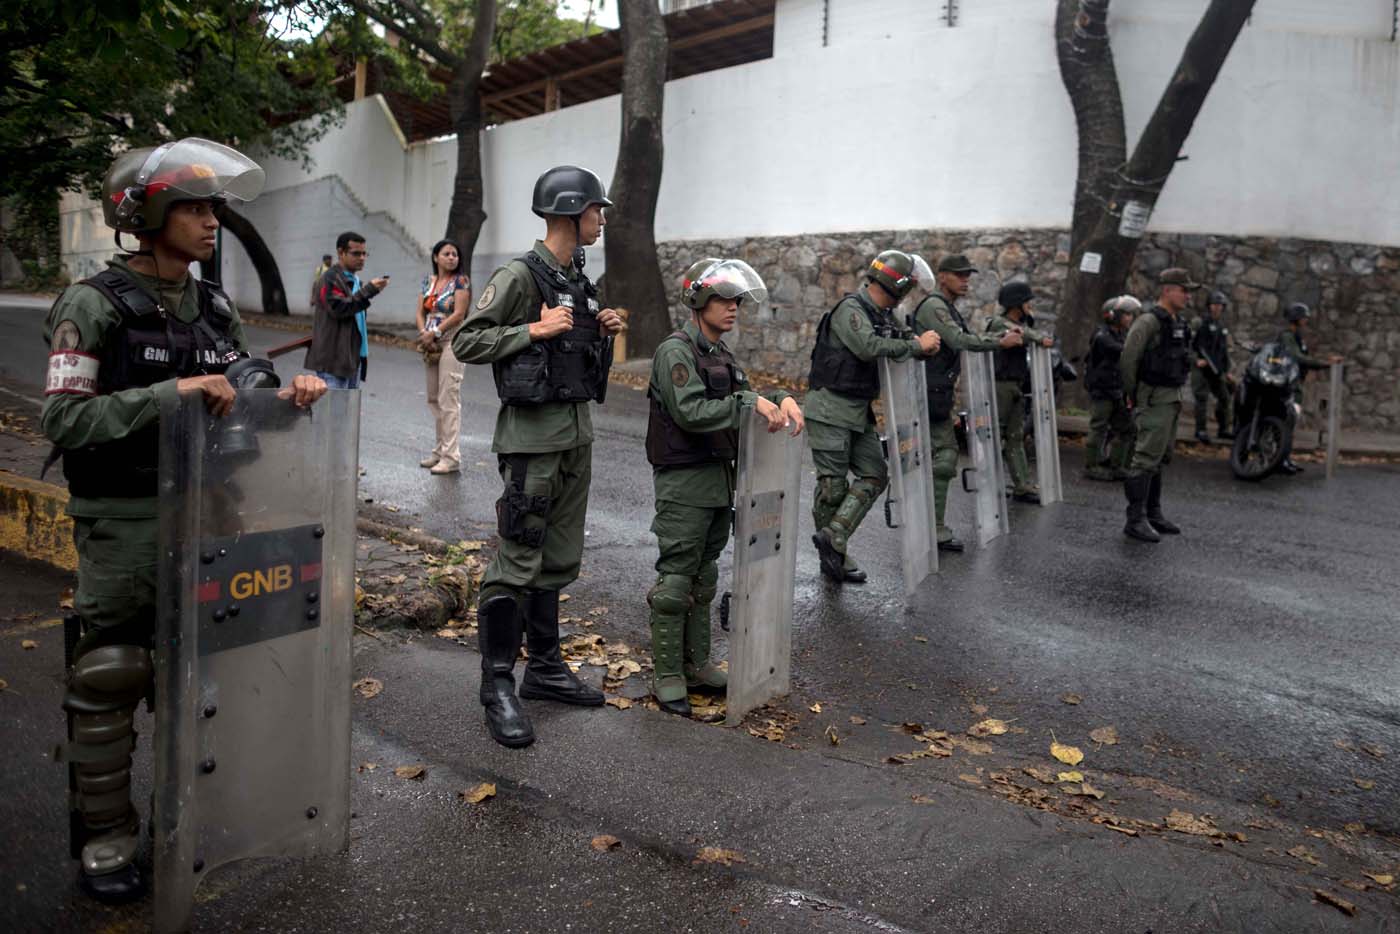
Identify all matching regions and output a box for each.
[907,254,1023,552]
[41,139,327,902]
[1083,296,1140,481]
[453,166,625,748]
[644,259,803,717]
[985,282,1055,504]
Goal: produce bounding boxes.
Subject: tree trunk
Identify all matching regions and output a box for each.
[604,0,670,358]
[219,206,288,315]
[445,0,497,281]
[1056,0,1256,385]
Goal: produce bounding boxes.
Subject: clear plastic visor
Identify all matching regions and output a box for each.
[141,138,265,203]
[911,255,936,292]
[695,259,769,306]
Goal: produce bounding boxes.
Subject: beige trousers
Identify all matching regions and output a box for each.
[425,349,464,466]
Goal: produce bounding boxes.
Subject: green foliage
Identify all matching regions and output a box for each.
[493,0,604,61]
[0,0,344,204]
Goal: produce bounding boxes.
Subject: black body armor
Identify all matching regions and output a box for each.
[1084,325,1126,399]
[60,269,241,498]
[493,252,611,405]
[990,313,1034,384]
[1193,318,1230,372]
[1139,306,1191,388]
[645,330,741,468]
[807,293,887,401]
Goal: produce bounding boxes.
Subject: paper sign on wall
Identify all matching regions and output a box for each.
[1118,201,1152,239]
[1078,252,1102,274]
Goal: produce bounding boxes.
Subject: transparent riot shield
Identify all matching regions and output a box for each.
[1323,362,1343,480]
[1028,345,1063,505]
[959,352,1010,547]
[726,407,802,726]
[878,357,939,596]
[154,388,359,933]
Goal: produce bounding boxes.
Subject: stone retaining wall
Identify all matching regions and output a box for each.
[654,229,1400,431]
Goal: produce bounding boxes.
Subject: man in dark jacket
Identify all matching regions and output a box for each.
[305,231,389,387]
[1083,295,1139,481]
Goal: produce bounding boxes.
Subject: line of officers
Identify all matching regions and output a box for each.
[37,145,1340,904]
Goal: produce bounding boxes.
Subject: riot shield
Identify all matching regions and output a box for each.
[154,388,359,933]
[878,357,939,596]
[726,406,802,726]
[959,352,1010,547]
[1028,344,1063,505]
[1324,362,1343,480]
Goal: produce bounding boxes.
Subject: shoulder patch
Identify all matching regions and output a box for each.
[476,283,496,310]
[671,362,690,388]
[51,320,81,351]
[849,310,863,331]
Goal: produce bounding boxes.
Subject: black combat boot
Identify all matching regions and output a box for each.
[1123,474,1160,543]
[1145,472,1180,535]
[520,589,604,706]
[477,591,534,748]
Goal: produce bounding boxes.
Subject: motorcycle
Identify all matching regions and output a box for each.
[1229,342,1300,481]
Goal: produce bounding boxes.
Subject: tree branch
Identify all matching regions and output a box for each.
[345,0,462,68]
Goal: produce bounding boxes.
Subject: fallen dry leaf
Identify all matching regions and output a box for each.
[950,735,993,756]
[809,702,822,713]
[587,606,608,617]
[1359,744,1385,760]
[605,696,632,710]
[970,703,989,716]
[824,724,840,746]
[20,640,38,650]
[1062,782,1105,800]
[0,678,8,692]
[357,762,378,773]
[899,722,925,734]
[394,765,426,781]
[1057,771,1084,783]
[1051,742,1084,766]
[1023,766,1058,785]
[1105,824,1139,836]
[693,847,745,867]
[1165,810,1223,838]
[1362,872,1394,886]
[605,643,631,656]
[606,659,642,681]
[848,715,867,726]
[1060,692,1082,705]
[1089,726,1119,746]
[1287,845,1322,866]
[460,782,495,804]
[557,592,570,602]
[1341,880,1369,892]
[958,773,983,785]
[1313,890,1356,916]
[691,703,725,722]
[968,718,1009,737]
[913,636,928,643]
[590,834,621,852]
[748,721,785,742]
[911,794,936,804]
[1353,778,1376,790]
[435,628,459,639]
[353,677,384,699]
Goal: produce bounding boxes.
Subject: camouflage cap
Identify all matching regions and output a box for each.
[1158,267,1202,289]
[936,254,976,274]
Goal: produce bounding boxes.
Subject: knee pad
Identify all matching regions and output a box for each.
[815,476,849,509]
[851,476,886,503]
[931,446,958,481]
[67,645,152,710]
[691,563,719,606]
[647,574,693,617]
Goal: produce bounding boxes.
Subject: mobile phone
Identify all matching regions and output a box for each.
[379,273,390,279]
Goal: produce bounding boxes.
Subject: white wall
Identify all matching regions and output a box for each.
[61,0,1400,317]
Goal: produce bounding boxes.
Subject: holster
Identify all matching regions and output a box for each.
[495,456,551,547]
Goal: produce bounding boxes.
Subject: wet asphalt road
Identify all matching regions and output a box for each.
[2,298,1399,930]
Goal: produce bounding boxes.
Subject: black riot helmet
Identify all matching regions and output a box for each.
[1284,302,1311,324]
[531,165,613,218]
[997,281,1034,310]
[1208,290,1229,307]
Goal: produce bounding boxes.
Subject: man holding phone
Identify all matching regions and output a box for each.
[306,230,390,388]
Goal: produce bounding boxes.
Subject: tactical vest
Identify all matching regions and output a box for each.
[1084,325,1126,399]
[912,295,965,392]
[807,293,887,400]
[58,269,241,498]
[1139,306,1190,388]
[1194,318,1229,371]
[645,330,741,468]
[990,313,1033,384]
[493,252,609,405]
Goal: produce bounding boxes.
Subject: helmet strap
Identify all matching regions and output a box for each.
[571,216,586,273]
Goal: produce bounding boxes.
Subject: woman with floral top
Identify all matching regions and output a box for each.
[416,239,471,474]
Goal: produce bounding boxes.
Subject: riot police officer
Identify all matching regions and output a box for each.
[806,251,940,584]
[908,254,1022,551]
[1276,302,1344,475]
[1083,295,1140,481]
[985,282,1055,504]
[1190,290,1235,443]
[645,258,803,716]
[453,165,625,748]
[42,139,326,901]
[1119,268,1196,542]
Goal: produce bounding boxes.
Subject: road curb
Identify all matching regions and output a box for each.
[0,471,76,571]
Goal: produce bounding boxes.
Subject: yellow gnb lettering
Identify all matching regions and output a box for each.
[229,564,294,600]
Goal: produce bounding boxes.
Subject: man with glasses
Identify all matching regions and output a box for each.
[1119,267,1197,543]
[306,231,390,388]
[908,254,1022,552]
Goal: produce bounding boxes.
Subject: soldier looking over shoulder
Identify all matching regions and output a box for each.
[644,258,802,716]
[908,254,1023,550]
[453,165,625,749]
[42,139,325,902]
[806,251,939,584]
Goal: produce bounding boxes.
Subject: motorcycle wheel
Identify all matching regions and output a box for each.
[1230,416,1286,481]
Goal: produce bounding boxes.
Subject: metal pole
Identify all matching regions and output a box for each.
[1325,362,1342,480]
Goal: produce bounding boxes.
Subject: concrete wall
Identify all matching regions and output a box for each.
[59,0,1400,324]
